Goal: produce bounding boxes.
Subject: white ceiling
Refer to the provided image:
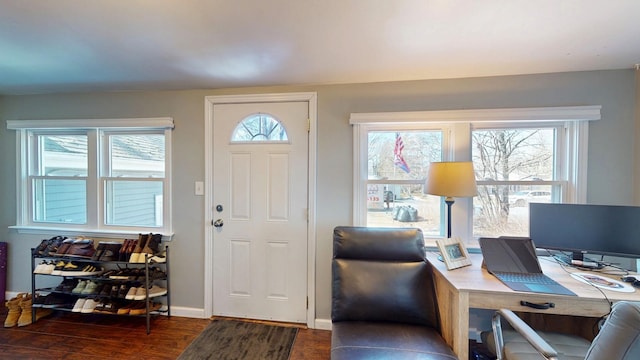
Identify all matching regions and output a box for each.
[1,0,639,95]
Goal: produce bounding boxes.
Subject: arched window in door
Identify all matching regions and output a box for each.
[231,113,289,142]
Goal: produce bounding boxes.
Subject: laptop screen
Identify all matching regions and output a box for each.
[479,237,542,274]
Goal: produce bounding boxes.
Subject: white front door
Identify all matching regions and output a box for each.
[211,100,309,323]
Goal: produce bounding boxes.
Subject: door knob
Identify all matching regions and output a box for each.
[213,219,224,227]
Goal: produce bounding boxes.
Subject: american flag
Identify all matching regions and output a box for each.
[394,133,410,173]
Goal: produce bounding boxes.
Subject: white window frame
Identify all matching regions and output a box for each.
[351,106,601,244]
[6,117,174,239]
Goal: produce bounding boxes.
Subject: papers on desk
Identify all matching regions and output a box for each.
[570,272,635,293]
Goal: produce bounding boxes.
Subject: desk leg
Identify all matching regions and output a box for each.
[433,272,470,360]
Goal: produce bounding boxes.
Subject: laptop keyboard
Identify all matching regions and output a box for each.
[494,272,558,285]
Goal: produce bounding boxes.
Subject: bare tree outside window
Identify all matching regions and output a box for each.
[472,128,556,237]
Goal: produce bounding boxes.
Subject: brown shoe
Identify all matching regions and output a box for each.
[138,233,162,263]
[127,301,149,316]
[66,239,96,259]
[118,239,130,261]
[4,293,26,327]
[117,301,135,315]
[129,234,149,263]
[121,238,137,262]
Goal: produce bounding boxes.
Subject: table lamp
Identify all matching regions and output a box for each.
[425,161,478,238]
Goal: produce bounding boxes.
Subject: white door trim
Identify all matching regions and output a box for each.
[203,92,317,328]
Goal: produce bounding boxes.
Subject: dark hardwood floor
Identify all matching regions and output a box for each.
[0,309,331,359]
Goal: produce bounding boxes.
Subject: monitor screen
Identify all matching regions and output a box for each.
[529,203,640,259]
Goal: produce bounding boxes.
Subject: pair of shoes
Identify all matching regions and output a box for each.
[125,286,141,300]
[73,298,101,313]
[94,300,121,314]
[50,238,76,257]
[51,238,96,258]
[129,285,167,300]
[72,280,88,294]
[72,298,101,313]
[119,238,138,261]
[72,298,86,312]
[149,250,167,264]
[117,301,153,315]
[130,233,162,263]
[80,281,101,295]
[54,278,78,292]
[61,263,103,276]
[4,293,27,327]
[107,268,144,280]
[129,234,150,263]
[50,260,69,275]
[34,236,67,256]
[110,284,130,299]
[129,301,162,316]
[33,261,55,274]
[65,238,96,259]
[92,242,122,261]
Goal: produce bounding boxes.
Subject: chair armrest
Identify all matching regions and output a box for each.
[492,309,559,360]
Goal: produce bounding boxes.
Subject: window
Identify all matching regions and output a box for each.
[7,118,174,237]
[472,126,560,238]
[231,113,289,142]
[362,128,444,236]
[351,106,600,246]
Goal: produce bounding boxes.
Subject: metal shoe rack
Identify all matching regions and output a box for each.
[30,245,170,334]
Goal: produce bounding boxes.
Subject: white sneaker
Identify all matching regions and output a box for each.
[42,262,55,274]
[72,298,86,312]
[150,252,167,263]
[125,287,138,300]
[148,285,167,298]
[33,261,47,274]
[134,285,167,300]
[81,298,99,313]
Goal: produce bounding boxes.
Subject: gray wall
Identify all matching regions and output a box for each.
[0,69,637,323]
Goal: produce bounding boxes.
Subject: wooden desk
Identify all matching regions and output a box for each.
[427,252,640,360]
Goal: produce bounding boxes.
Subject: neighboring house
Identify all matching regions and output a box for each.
[41,135,163,226]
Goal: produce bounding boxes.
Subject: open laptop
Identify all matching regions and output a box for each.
[479,236,576,296]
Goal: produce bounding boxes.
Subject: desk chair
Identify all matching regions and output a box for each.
[484,301,640,360]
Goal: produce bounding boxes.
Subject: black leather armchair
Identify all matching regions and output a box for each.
[331,226,457,359]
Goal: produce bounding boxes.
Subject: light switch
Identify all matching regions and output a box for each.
[195,181,204,196]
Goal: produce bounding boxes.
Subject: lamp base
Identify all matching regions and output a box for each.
[445,197,455,238]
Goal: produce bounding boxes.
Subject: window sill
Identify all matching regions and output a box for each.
[8,225,174,241]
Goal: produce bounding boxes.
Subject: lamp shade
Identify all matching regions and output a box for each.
[425,161,477,198]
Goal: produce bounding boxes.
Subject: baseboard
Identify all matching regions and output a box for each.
[5,291,22,300]
[314,318,332,330]
[170,306,206,319]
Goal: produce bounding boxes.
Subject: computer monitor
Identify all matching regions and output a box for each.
[529,203,640,265]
